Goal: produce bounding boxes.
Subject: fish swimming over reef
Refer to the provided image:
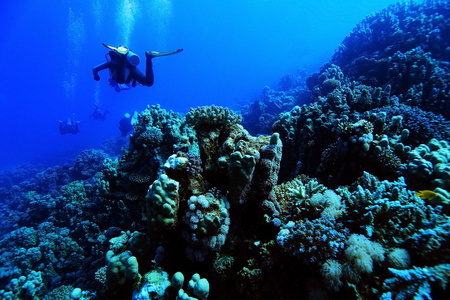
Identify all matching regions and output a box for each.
[416,190,438,201]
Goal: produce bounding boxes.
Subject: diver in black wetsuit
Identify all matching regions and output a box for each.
[119,113,134,137]
[92,43,183,92]
[90,104,108,121]
[58,117,80,135]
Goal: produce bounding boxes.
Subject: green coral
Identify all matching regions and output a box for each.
[105,251,140,289]
[407,138,450,212]
[61,181,87,203]
[145,174,180,235]
[227,151,256,204]
[138,269,170,298]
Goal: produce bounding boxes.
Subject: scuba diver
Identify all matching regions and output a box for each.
[119,112,138,137]
[92,43,183,92]
[90,104,108,121]
[58,117,80,135]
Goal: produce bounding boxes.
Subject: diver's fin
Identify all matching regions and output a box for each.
[102,43,116,51]
[146,49,183,58]
[102,43,129,54]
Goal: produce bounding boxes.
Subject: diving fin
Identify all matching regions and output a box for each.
[102,43,129,55]
[146,49,183,58]
[102,43,115,50]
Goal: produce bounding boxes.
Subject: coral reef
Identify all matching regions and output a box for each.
[240,71,311,135]
[70,149,109,180]
[1,1,450,299]
[146,174,180,236]
[185,105,242,132]
[182,192,230,262]
[331,0,450,118]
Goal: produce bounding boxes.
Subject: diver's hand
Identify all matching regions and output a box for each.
[177,48,183,53]
[94,74,100,81]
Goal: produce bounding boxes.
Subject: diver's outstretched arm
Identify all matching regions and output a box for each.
[92,62,110,81]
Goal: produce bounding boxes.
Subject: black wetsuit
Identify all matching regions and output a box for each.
[119,116,133,136]
[90,105,107,121]
[92,51,154,86]
[59,121,79,135]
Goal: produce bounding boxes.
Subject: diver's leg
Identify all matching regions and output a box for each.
[131,54,155,86]
[131,49,182,86]
[144,54,155,86]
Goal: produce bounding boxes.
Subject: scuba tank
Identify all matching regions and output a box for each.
[126,50,140,66]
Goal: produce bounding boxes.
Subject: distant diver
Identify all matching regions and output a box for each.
[119,112,138,136]
[58,117,80,135]
[92,43,183,92]
[90,104,108,121]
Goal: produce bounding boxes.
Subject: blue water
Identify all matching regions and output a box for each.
[0,0,400,171]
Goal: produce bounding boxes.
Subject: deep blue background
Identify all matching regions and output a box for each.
[0,0,401,171]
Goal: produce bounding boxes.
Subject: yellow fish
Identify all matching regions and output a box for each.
[416,190,438,201]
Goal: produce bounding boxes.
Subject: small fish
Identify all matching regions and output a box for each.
[416,190,438,201]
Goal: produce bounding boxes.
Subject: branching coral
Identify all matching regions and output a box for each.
[382,264,450,299]
[277,216,349,265]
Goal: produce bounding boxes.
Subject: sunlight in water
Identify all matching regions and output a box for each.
[94,84,100,107]
[65,7,86,102]
[92,0,103,36]
[63,72,76,102]
[117,0,141,47]
[147,0,173,50]
[67,7,86,68]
